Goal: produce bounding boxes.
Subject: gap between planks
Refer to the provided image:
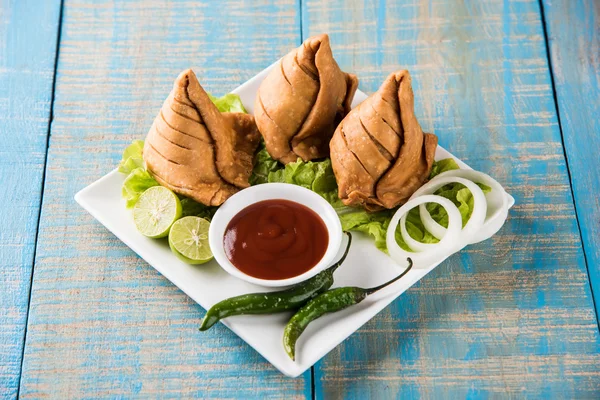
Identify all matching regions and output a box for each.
[15,0,66,397]
[537,0,600,332]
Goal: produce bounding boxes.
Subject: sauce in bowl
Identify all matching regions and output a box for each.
[223,199,329,280]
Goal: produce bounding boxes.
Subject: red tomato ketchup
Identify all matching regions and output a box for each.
[223,200,329,280]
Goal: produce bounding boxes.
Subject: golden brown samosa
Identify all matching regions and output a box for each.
[330,70,437,211]
[255,34,358,164]
[143,69,260,206]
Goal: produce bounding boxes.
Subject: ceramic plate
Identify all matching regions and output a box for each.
[75,63,515,377]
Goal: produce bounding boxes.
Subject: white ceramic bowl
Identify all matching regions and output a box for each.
[208,183,343,287]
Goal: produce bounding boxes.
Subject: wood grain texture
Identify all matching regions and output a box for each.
[0,1,61,398]
[542,0,600,320]
[18,1,309,398]
[302,0,600,398]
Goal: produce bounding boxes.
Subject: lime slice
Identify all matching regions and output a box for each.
[169,217,213,264]
[133,186,182,238]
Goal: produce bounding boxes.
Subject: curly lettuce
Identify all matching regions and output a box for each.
[249,149,488,253]
[119,140,159,207]
[428,157,460,179]
[208,93,247,113]
[121,167,159,208]
[118,140,145,174]
[249,150,394,250]
[249,146,282,185]
[179,198,218,221]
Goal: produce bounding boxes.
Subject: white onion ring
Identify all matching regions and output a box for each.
[387,195,463,268]
[399,213,438,253]
[419,205,446,240]
[419,169,509,244]
[408,176,487,245]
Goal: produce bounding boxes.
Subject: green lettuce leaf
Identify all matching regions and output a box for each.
[250,150,391,248]
[337,209,393,252]
[180,198,218,220]
[121,167,159,208]
[429,157,460,179]
[118,140,145,174]
[252,152,343,205]
[312,160,338,194]
[250,149,337,193]
[249,146,282,185]
[278,158,338,192]
[208,93,247,113]
[249,149,478,253]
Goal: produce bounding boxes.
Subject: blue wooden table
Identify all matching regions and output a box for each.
[1,0,599,398]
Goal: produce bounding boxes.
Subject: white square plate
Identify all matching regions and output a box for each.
[75,63,515,377]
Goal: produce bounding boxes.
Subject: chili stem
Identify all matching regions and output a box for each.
[364,258,413,295]
[329,232,352,274]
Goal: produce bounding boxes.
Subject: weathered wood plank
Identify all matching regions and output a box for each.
[18,1,309,398]
[542,0,600,320]
[303,0,600,398]
[0,1,61,398]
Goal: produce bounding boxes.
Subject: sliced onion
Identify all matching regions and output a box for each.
[422,169,509,244]
[408,176,488,245]
[419,205,446,239]
[387,195,463,268]
[399,213,438,253]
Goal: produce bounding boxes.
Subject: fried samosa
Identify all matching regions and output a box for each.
[143,69,260,206]
[330,70,437,211]
[255,33,358,164]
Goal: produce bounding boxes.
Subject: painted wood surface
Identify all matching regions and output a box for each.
[301,0,600,398]
[0,1,61,398]
[17,1,311,398]
[542,0,600,321]
[9,0,600,398]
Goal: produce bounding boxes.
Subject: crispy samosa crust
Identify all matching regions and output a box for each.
[330,70,437,211]
[143,69,260,206]
[255,33,358,164]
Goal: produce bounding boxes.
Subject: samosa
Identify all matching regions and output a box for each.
[143,69,260,206]
[330,70,437,211]
[255,34,358,164]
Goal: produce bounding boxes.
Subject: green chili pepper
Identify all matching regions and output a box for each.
[283,258,413,360]
[199,233,353,331]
